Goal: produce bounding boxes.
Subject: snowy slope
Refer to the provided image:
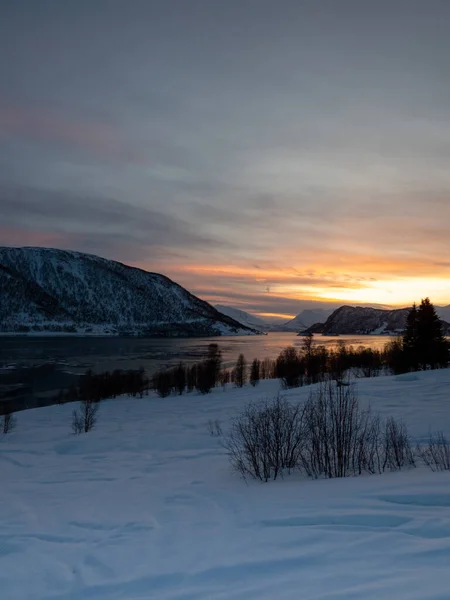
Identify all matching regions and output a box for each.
[215,305,268,331]
[2,370,450,599]
[0,247,258,336]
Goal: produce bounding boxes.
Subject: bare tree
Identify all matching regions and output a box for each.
[72,399,99,434]
[417,431,450,471]
[234,354,247,388]
[383,417,415,471]
[249,358,261,387]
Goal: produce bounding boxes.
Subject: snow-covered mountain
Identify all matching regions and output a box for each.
[282,308,335,331]
[305,305,450,336]
[214,305,268,332]
[0,247,258,336]
[315,306,408,335]
[437,305,450,323]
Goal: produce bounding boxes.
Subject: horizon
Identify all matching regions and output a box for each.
[2,243,449,323]
[2,1,450,318]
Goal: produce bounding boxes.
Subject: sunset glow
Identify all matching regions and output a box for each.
[2,1,450,317]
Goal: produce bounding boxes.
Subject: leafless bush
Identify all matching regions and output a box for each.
[301,381,374,478]
[417,431,450,471]
[225,395,305,481]
[207,419,223,436]
[72,399,99,434]
[300,382,412,478]
[383,417,415,471]
[226,381,414,483]
[2,412,16,434]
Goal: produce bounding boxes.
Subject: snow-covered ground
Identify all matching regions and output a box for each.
[2,371,450,599]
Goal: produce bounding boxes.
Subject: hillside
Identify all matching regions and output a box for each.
[2,371,450,599]
[0,247,257,337]
[305,305,450,335]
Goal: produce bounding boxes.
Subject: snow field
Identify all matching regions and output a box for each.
[2,370,450,599]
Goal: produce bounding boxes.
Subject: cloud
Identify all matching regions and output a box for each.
[2,1,450,312]
[0,184,233,262]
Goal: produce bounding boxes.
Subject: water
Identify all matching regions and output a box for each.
[0,333,394,410]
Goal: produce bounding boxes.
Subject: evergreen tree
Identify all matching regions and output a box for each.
[402,302,419,370]
[416,298,448,369]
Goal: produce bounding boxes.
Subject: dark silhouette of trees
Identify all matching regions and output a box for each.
[234,353,247,387]
[249,358,261,387]
[402,298,448,370]
[173,362,186,395]
[204,343,222,388]
[275,346,303,388]
[153,369,173,397]
[402,303,419,370]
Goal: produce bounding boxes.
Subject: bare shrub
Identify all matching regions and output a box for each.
[207,419,223,436]
[300,382,411,478]
[72,400,99,434]
[301,381,372,478]
[225,395,305,481]
[383,417,415,471]
[226,381,414,483]
[417,431,450,471]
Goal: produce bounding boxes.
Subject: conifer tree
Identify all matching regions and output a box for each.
[416,298,448,369]
[402,302,419,370]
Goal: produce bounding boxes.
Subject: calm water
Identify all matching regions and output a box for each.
[0,333,394,409]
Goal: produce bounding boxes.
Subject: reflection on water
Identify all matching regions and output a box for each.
[0,333,396,410]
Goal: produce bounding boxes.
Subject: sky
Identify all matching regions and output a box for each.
[2,0,450,321]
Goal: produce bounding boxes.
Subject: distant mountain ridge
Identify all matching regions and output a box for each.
[0,247,258,337]
[302,305,450,336]
[214,305,268,332]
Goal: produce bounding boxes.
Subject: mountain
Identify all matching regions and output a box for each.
[214,305,268,332]
[282,308,335,331]
[0,247,259,337]
[437,305,450,323]
[304,305,450,336]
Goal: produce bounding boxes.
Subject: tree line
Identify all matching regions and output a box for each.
[152,298,449,397]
